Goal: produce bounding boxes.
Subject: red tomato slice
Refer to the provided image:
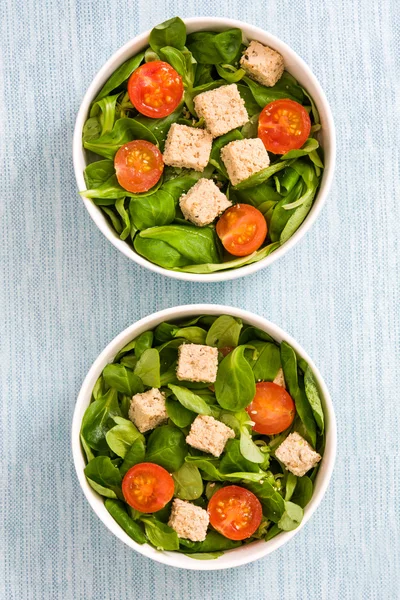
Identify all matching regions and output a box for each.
[208,485,262,540]
[122,463,174,513]
[114,140,164,193]
[128,61,183,118]
[246,382,295,435]
[258,99,311,154]
[216,205,267,257]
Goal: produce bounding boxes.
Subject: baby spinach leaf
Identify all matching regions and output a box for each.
[185,552,223,560]
[291,475,313,508]
[285,473,297,501]
[135,235,192,268]
[280,342,316,447]
[94,52,145,101]
[172,463,204,500]
[90,93,119,136]
[84,118,158,159]
[145,47,159,62]
[80,433,95,462]
[165,397,195,428]
[92,375,106,401]
[245,479,285,522]
[194,63,214,86]
[83,116,101,142]
[205,481,223,500]
[129,190,175,230]
[241,113,259,138]
[184,457,266,483]
[84,456,122,498]
[134,331,154,359]
[215,346,255,410]
[101,206,122,233]
[86,478,118,499]
[180,530,241,552]
[115,339,136,359]
[277,167,300,196]
[269,180,304,242]
[216,64,245,83]
[168,384,212,415]
[281,138,319,160]
[280,192,315,243]
[105,499,146,544]
[304,366,324,433]
[142,518,180,551]
[146,424,187,471]
[81,388,121,451]
[172,326,207,344]
[103,363,144,396]
[243,71,304,108]
[237,84,260,117]
[149,17,186,54]
[205,315,242,348]
[187,29,242,64]
[232,160,290,190]
[84,160,115,189]
[105,419,143,458]
[134,104,183,150]
[83,173,163,200]
[209,129,243,177]
[219,439,259,473]
[239,326,275,345]
[278,501,303,531]
[137,225,221,265]
[239,427,265,464]
[245,340,281,381]
[134,348,160,388]
[120,438,146,477]
[115,198,130,240]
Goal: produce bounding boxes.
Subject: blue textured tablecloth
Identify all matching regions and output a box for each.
[1,0,399,598]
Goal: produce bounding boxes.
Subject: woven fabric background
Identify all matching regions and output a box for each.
[1,0,399,598]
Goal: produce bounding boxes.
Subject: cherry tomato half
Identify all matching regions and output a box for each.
[258,99,311,154]
[128,61,183,118]
[246,382,295,435]
[122,463,174,513]
[208,485,262,540]
[216,204,267,257]
[114,140,164,193]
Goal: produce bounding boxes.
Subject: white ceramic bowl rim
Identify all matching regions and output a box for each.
[71,304,337,570]
[73,17,336,282]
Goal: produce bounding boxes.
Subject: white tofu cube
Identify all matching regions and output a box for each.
[273,367,286,388]
[176,344,219,383]
[240,41,284,87]
[221,138,270,186]
[179,178,232,227]
[128,388,168,433]
[163,124,213,171]
[275,432,321,477]
[168,499,209,542]
[194,84,249,137]
[186,415,235,458]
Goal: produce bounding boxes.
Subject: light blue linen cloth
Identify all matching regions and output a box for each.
[1,0,399,598]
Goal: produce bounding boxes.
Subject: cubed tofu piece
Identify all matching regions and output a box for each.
[194,84,249,137]
[186,415,235,458]
[163,124,213,171]
[128,388,168,433]
[176,344,219,383]
[179,178,232,227]
[168,499,209,542]
[221,138,270,186]
[240,40,284,87]
[275,432,321,477]
[273,367,286,388]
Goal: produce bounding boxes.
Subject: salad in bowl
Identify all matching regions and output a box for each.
[74,306,336,568]
[75,17,334,280]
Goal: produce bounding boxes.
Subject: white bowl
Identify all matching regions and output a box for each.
[72,304,336,570]
[73,17,336,283]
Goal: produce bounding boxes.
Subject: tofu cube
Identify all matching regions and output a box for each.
[128,388,168,433]
[163,124,213,171]
[186,415,235,458]
[176,344,219,383]
[273,367,286,388]
[221,138,270,186]
[275,432,321,477]
[194,84,249,137]
[179,178,232,227]
[240,41,284,87]
[168,499,209,542]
